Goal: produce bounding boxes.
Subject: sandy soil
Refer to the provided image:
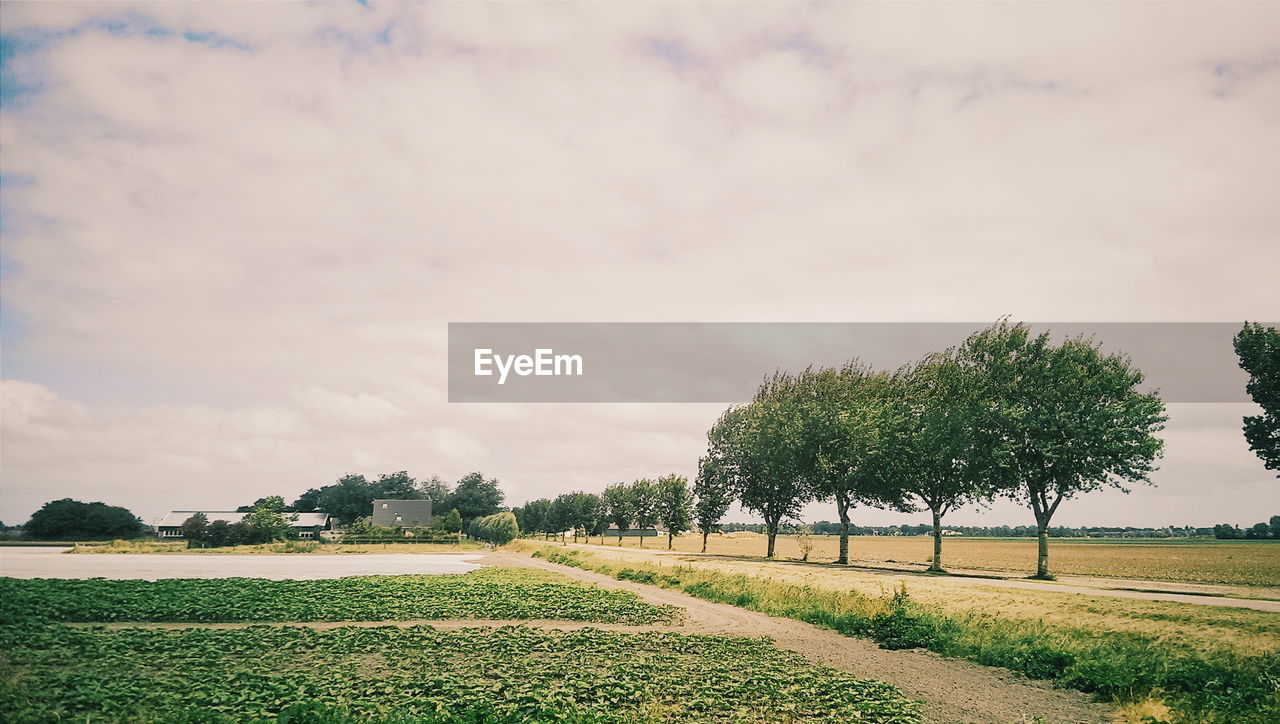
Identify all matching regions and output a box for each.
[485,550,1116,724]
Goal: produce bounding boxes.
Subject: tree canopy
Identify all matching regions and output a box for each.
[1235,322,1280,476]
[24,499,144,540]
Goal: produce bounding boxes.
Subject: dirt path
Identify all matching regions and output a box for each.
[484,551,1114,724]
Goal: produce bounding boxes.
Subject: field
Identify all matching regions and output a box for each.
[0,568,921,723]
[60,540,485,555]
[531,544,1280,723]
[589,532,1280,587]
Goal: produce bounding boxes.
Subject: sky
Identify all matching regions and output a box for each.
[1,1,1277,530]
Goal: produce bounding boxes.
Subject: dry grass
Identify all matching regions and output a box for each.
[545,542,1280,657]
[591,532,1280,587]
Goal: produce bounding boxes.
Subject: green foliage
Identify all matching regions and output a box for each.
[655,474,693,548]
[467,511,519,546]
[1235,322,1280,475]
[693,456,733,550]
[23,499,145,540]
[243,496,299,542]
[291,472,428,526]
[602,483,635,539]
[0,624,922,724]
[536,548,1279,724]
[438,508,462,534]
[450,472,505,527]
[0,568,678,625]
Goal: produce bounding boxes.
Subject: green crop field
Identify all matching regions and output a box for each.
[0,568,922,723]
[0,624,920,723]
[0,569,680,625]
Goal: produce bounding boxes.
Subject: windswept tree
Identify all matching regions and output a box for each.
[603,483,635,545]
[887,355,997,571]
[707,373,813,558]
[796,364,910,565]
[693,455,734,553]
[1235,322,1280,476]
[655,474,694,549]
[631,479,658,548]
[962,321,1168,578]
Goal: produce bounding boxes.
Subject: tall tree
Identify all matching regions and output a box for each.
[1235,322,1280,476]
[655,474,694,549]
[244,495,299,541]
[797,364,910,565]
[520,498,553,539]
[564,492,602,543]
[962,321,1167,578]
[418,474,454,507]
[706,373,814,558]
[693,455,733,553]
[451,472,504,527]
[630,479,658,548]
[887,355,998,572]
[180,512,210,548]
[603,483,634,545]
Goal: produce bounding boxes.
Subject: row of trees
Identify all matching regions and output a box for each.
[695,321,1169,578]
[721,521,1222,539]
[512,475,696,549]
[181,496,303,547]
[1214,516,1280,540]
[288,471,504,529]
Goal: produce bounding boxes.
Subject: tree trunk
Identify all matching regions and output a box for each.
[766,517,778,558]
[930,509,944,572]
[667,531,674,549]
[1036,520,1050,578]
[618,532,623,546]
[701,529,709,553]
[836,492,851,565]
[639,531,645,548]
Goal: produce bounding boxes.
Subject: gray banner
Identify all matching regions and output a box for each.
[447,322,1267,403]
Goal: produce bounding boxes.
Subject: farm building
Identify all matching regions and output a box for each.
[371,499,433,528]
[156,511,332,539]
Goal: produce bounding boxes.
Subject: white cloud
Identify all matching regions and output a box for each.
[1,2,1277,525]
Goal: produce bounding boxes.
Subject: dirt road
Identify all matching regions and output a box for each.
[484,550,1115,724]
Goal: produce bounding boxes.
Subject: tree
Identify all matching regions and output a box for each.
[181,513,210,548]
[244,496,298,541]
[418,474,454,507]
[1271,515,1280,540]
[707,373,814,558]
[888,356,997,572]
[292,472,429,526]
[451,472,504,527]
[439,508,462,536]
[549,494,574,544]
[562,492,602,543]
[24,499,145,540]
[693,455,733,553]
[469,511,519,545]
[1235,322,1280,476]
[1247,522,1271,539]
[963,321,1168,578]
[655,474,693,549]
[630,479,658,548]
[603,483,634,545]
[520,498,553,539]
[796,364,911,565]
[206,519,233,547]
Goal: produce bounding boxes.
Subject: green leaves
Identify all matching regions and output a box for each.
[0,569,679,626]
[0,625,922,723]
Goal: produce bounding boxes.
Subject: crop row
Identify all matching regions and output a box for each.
[0,624,922,723]
[0,568,680,625]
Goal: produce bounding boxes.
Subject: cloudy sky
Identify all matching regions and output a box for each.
[1,1,1277,529]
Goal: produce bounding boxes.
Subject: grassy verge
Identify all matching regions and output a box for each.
[0,568,681,625]
[532,547,1280,723]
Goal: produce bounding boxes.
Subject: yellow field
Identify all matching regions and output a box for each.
[580,532,1280,587]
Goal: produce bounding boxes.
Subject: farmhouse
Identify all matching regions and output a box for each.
[372,499,433,528]
[156,511,332,539]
